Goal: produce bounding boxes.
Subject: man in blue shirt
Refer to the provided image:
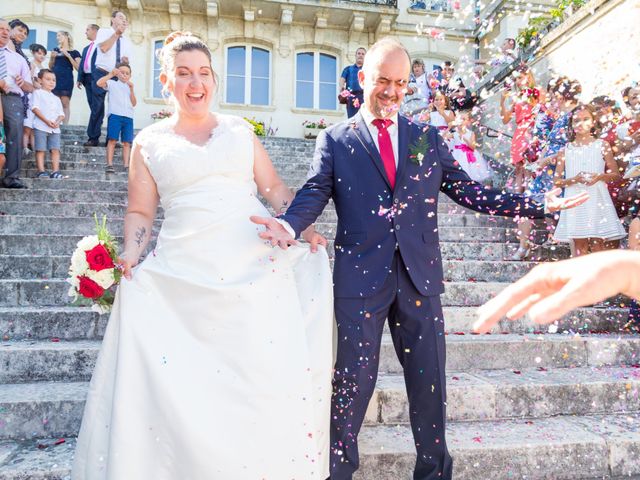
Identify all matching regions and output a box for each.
[340,47,365,118]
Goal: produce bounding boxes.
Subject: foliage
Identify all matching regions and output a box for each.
[244,118,266,136]
[516,0,587,49]
[302,119,329,129]
[150,109,173,120]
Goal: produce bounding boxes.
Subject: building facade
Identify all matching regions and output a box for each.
[2,0,488,137]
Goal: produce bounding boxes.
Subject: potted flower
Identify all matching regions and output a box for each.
[244,117,266,136]
[303,119,329,139]
[150,109,173,121]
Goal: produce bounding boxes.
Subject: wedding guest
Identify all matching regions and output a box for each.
[591,95,629,218]
[0,100,5,170]
[451,110,491,183]
[7,19,29,61]
[500,65,540,260]
[49,31,80,123]
[402,58,433,122]
[77,24,99,145]
[86,10,132,146]
[96,63,136,173]
[31,69,64,178]
[0,17,34,189]
[426,90,455,148]
[473,249,640,333]
[553,104,626,254]
[22,43,46,157]
[340,47,366,118]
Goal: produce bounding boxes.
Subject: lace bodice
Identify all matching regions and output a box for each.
[135,114,256,200]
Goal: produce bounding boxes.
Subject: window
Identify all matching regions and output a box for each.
[151,39,163,98]
[47,31,58,51]
[225,46,270,105]
[296,52,337,110]
[24,29,36,50]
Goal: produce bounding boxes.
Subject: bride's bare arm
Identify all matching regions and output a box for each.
[252,135,295,215]
[252,135,327,250]
[119,142,159,278]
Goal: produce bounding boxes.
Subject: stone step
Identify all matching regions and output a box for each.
[4,365,640,441]
[0,191,493,219]
[379,333,640,375]
[355,414,640,479]
[1,413,640,479]
[0,254,536,281]
[2,334,639,384]
[364,366,640,426]
[0,231,566,261]
[0,305,628,342]
[0,205,512,230]
[0,215,518,238]
[0,278,516,308]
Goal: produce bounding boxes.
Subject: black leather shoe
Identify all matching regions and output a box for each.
[2,179,28,189]
[83,139,99,147]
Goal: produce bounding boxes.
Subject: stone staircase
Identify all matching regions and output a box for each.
[0,125,638,479]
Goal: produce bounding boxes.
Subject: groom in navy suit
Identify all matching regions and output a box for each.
[253,38,585,480]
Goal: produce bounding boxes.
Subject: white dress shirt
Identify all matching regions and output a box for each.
[95,27,133,71]
[359,107,399,167]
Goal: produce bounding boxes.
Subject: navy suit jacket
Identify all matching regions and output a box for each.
[77,43,97,85]
[280,112,544,299]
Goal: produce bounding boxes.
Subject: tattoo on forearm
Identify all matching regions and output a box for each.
[279,200,289,214]
[134,226,147,248]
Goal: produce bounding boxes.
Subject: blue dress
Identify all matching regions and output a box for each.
[527,110,570,201]
[52,49,81,97]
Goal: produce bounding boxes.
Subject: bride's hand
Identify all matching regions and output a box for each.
[116,252,138,280]
[301,226,328,253]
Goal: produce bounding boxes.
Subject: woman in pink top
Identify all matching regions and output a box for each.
[500,64,542,261]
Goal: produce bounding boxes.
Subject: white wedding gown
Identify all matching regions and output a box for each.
[72,115,334,480]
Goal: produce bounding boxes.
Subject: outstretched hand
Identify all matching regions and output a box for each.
[250,216,298,250]
[544,187,589,213]
[473,250,640,334]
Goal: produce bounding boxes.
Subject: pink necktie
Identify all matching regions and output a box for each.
[84,42,94,72]
[372,118,396,190]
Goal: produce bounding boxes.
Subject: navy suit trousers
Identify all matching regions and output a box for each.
[330,251,453,480]
[87,69,107,142]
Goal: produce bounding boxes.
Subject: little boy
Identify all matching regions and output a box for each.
[31,69,65,178]
[23,43,47,157]
[96,62,136,173]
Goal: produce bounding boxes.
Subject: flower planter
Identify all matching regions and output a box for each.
[304,127,324,139]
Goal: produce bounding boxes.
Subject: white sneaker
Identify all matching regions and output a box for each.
[22,147,32,158]
[508,246,530,261]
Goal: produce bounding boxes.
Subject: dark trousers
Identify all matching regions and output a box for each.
[1,94,26,180]
[87,69,107,142]
[346,92,364,119]
[330,251,453,480]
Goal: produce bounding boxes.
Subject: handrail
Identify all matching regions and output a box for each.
[481,124,513,140]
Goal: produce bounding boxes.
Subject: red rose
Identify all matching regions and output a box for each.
[78,276,105,299]
[85,244,115,271]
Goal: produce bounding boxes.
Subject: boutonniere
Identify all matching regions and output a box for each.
[409,133,430,166]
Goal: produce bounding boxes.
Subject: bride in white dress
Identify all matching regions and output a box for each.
[72,33,333,479]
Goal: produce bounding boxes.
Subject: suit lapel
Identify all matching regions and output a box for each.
[395,116,410,188]
[349,112,392,190]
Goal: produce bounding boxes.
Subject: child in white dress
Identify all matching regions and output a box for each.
[451,110,491,183]
[554,104,626,255]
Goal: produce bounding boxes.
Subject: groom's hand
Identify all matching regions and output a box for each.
[544,187,589,213]
[250,216,298,250]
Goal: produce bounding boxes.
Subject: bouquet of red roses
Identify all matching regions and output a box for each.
[67,215,121,314]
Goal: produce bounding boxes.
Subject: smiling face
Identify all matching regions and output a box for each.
[10,25,28,44]
[161,50,215,119]
[359,45,410,119]
[412,62,425,77]
[433,91,447,110]
[111,12,128,31]
[0,20,10,47]
[626,87,640,112]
